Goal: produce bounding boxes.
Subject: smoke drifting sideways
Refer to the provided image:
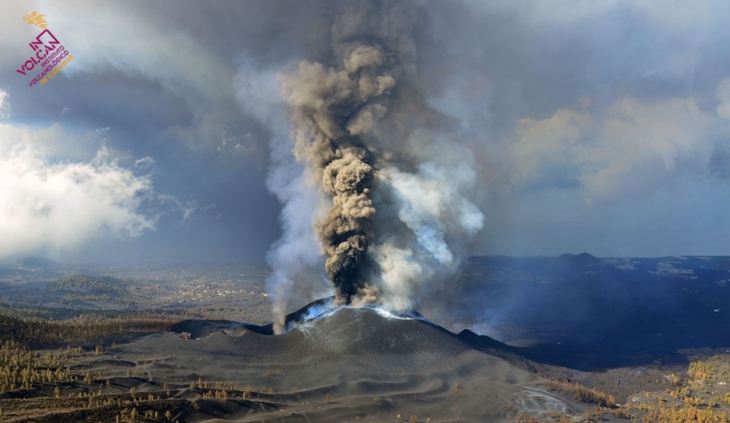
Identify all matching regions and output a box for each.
[241,0,484,332]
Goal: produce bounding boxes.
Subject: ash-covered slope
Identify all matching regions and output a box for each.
[167,297,335,339]
[168,298,509,357]
[145,300,598,422]
[289,306,469,357]
[166,298,549,377]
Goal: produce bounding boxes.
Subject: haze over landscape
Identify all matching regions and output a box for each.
[2,1,730,422]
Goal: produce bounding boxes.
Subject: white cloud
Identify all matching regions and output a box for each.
[717,78,730,119]
[0,120,155,259]
[508,108,590,188]
[578,97,713,203]
[507,95,716,204]
[0,89,9,119]
[469,0,717,29]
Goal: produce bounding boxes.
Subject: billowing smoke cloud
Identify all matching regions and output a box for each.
[279,57,381,304]
[265,0,484,321]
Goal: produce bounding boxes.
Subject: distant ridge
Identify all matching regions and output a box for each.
[716,257,730,269]
[557,252,600,267]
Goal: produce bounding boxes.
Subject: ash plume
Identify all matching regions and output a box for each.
[278,1,412,305]
[280,59,381,303]
[261,0,484,325]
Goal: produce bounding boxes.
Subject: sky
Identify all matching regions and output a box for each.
[2,0,730,265]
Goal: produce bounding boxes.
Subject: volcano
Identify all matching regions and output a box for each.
[141,299,631,422]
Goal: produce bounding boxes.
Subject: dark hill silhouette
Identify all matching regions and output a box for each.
[716,256,730,269]
[557,252,600,267]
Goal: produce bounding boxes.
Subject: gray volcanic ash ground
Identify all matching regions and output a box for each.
[134,307,589,422]
[139,302,611,423]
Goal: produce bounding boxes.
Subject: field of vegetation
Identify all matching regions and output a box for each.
[518,350,730,423]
